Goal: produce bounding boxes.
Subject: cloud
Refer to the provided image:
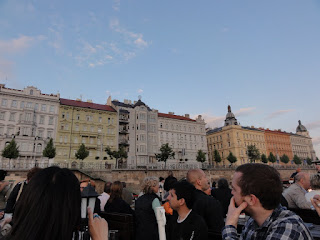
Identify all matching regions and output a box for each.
[235,107,256,117]
[265,109,295,120]
[137,89,143,94]
[313,136,320,146]
[113,0,120,11]
[0,35,45,54]
[305,120,320,130]
[109,18,150,48]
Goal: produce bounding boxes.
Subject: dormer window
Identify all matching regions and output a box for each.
[30,89,33,95]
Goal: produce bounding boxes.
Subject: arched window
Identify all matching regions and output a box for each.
[30,89,33,95]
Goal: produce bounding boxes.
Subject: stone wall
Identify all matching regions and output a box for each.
[4,168,318,194]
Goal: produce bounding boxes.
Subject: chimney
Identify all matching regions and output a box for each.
[185,114,190,118]
[129,100,132,104]
[168,112,174,115]
[76,98,81,101]
[124,99,128,104]
[87,99,92,103]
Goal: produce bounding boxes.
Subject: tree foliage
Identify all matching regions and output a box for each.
[293,155,302,165]
[75,144,89,160]
[2,139,19,159]
[268,152,276,164]
[280,154,289,164]
[42,138,56,159]
[105,146,128,168]
[306,157,313,165]
[213,149,222,164]
[155,143,175,168]
[227,152,237,165]
[247,145,260,163]
[261,154,268,164]
[196,150,206,163]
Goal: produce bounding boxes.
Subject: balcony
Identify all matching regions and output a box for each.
[119,129,128,134]
[18,120,36,126]
[119,139,129,146]
[119,118,129,124]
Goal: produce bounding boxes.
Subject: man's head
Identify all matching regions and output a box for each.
[186,169,210,192]
[167,181,195,211]
[295,172,310,190]
[232,163,282,212]
[296,168,301,173]
[27,167,42,183]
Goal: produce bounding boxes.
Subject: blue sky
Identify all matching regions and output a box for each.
[0,0,319,158]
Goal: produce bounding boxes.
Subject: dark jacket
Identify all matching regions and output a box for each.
[192,189,224,234]
[211,187,232,217]
[5,181,26,213]
[104,197,133,215]
[135,193,160,240]
[166,210,208,240]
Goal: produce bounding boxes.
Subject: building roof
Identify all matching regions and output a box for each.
[241,126,264,132]
[296,120,308,132]
[112,100,133,108]
[206,127,223,135]
[158,113,196,122]
[60,98,116,112]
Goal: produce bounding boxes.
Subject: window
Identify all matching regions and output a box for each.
[20,101,25,109]
[75,125,79,131]
[49,106,55,113]
[65,124,69,130]
[99,117,102,123]
[11,100,17,108]
[49,117,54,125]
[47,131,52,138]
[0,127,3,135]
[74,137,78,144]
[76,114,80,120]
[59,136,63,143]
[83,125,87,131]
[139,113,146,120]
[39,115,44,124]
[34,103,39,110]
[0,112,5,120]
[140,124,146,130]
[62,113,65,119]
[41,104,46,112]
[30,89,33,95]
[108,118,111,124]
[91,126,94,132]
[1,99,7,107]
[64,136,68,143]
[9,113,16,121]
[90,138,94,144]
[25,113,32,121]
[38,130,44,138]
[26,102,32,109]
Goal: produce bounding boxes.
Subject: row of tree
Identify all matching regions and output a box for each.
[1,140,316,167]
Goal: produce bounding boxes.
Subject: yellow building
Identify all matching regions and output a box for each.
[207,106,267,165]
[55,98,118,167]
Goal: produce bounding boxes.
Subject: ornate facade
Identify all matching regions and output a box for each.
[55,98,118,166]
[0,84,59,165]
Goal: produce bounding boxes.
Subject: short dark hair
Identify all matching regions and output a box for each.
[104,182,112,193]
[217,178,229,189]
[236,163,282,210]
[171,181,195,209]
[159,177,164,182]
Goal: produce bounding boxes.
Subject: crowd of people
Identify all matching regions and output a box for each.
[0,163,319,239]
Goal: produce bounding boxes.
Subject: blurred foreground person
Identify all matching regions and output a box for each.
[211,178,232,217]
[223,163,312,240]
[6,166,108,240]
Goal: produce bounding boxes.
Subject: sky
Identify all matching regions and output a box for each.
[0,0,319,158]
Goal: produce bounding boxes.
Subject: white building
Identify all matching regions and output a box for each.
[158,113,207,164]
[108,97,159,167]
[0,84,60,165]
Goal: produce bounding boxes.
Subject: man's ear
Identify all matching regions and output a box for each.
[196,178,202,186]
[244,194,258,206]
[178,198,186,206]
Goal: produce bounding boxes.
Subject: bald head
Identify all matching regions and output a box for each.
[187,169,209,192]
[295,172,310,190]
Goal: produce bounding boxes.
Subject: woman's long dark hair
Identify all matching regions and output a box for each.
[7,166,81,240]
[109,181,123,203]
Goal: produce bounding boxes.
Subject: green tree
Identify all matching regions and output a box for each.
[2,139,19,159]
[42,138,56,159]
[155,143,175,169]
[213,149,222,164]
[196,150,206,163]
[261,154,268,164]
[306,157,313,165]
[293,155,302,165]
[247,145,260,163]
[268,152,276,165]
[227,152,237,165]
[75,144,89,160]
[105,146,128,168]
[280,154,289,164]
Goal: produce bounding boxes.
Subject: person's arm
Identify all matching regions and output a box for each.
[292,189,312,209]
[151,198,161,213]
[0,181,9,192]
[88,207,108,240]
[311,195,320,216]
[222,197,247,240]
